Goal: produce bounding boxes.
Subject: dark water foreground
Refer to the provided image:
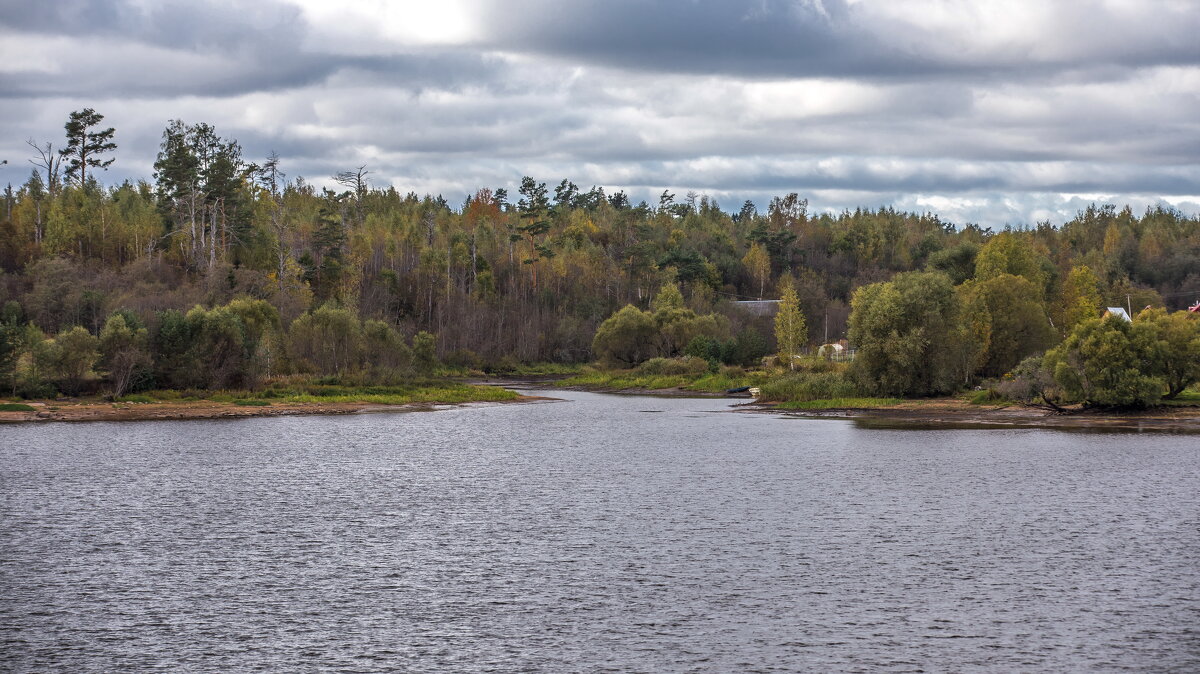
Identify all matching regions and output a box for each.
[1,391,1198,672]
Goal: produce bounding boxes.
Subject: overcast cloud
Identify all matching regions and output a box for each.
[1,0,1197,227]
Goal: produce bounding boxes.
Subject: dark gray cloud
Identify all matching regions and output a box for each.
[477,0,1200,80]
[0,0,303,52]
[0,0,504,99]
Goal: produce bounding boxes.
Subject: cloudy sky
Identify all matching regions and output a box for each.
[2,0,1198,226]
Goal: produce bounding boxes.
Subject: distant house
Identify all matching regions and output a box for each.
[817,343,844,359]
[1104,307,1131,322]
[1190,300,1200,313]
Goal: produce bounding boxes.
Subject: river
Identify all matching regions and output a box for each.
[2,390,1198,671]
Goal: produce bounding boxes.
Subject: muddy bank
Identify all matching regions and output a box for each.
[746,399,1200,432]
[0,395,555,424]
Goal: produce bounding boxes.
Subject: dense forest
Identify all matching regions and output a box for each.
[2,110,1199,402]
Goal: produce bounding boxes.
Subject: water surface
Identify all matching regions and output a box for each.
[2,391,1198,671]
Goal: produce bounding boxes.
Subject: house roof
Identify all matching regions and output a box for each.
[1104,307,1131,322]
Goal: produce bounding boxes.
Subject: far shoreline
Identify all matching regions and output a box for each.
[3,383,1198,432]
[505,380,1200,432]
[0,394,556,424]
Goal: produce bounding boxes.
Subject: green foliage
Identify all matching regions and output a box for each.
[99,313,152,398]
[742,243,772,298]
[848,271,974,397]
[1136,308,1200,399]
[152,309,201,389]
[1044,314,1163,408]
[0,302,23,394]
[776,397,901,410]
[591,304,658,366]
[61,108,116,185]
[289,304,363,376]
[758,370,859,403]
[651,282,684,311]
[592,285,727,366]
[636,356,710,376]
[411,331,438,373]
[959,274,1056,377]
[188,305,248,389]
[995,356,1061,408]
[926,241,979,285]
[363,319,413,378]
[654,307,723,359]
[974,231,1050,294]
[1059,265,1103,335]
[774,279,806,370]
[41,326,100,395]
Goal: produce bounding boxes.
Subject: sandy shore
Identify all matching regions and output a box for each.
[0,394,556,424]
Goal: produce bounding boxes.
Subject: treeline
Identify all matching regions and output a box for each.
[0,298,441,398]
[843,269,1200,407]
[1,111,1199,398]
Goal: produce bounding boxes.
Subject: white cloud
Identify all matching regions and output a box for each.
[286,0,484,51]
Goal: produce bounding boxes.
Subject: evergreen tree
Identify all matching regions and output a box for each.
[60,108,116,185]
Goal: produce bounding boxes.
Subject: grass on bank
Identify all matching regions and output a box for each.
[0,402,36,411]
[115,380,519,406]
[776,397,903,410]
[1156,386,1200,406]
[561,358,767,393]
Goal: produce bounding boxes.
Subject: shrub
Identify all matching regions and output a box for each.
[636,356,709,376]
[758,371,859,403]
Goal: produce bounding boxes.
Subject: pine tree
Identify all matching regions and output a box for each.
[60,108,116,185]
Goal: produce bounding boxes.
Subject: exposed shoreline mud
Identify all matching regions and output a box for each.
[494,379,1200,432]
[743,399,1200,432]
[0,394,556,424]
[3,386,1196,432]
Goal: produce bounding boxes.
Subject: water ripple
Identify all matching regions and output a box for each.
[2,391,1198,672]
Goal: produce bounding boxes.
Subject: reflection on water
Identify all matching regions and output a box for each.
[2,390,1198,671]
[849,416,1198,434]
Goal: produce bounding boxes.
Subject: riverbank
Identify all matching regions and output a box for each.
[0,386,551,424]
[746,397,1200,432]
[514,370,1200,432]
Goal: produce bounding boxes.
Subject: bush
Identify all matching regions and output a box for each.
[968,388,1008,405]
[412,331,438,373]
[592,304,658,366]
[1044,315,1163,408]
[483,355,521,375]
[443,348,483,370]
[636,356,710,376]
[758,371,860,403]
[289,304,363,376]
[995,355,1060,407]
